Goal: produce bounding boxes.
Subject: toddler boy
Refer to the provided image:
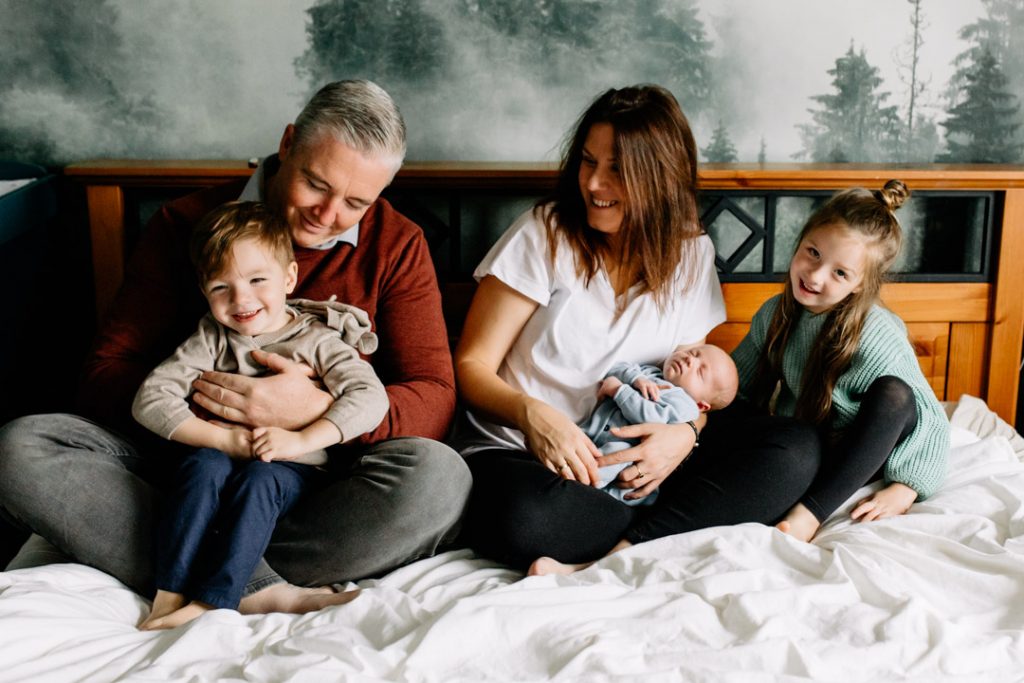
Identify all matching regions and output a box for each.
[132,201,387,629]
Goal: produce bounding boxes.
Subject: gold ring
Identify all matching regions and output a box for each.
[634,464,645,479]
[560,463,570,471]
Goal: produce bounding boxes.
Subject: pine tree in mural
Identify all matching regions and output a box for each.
[389,0,448,82]
[758,137,767,164]
[296,0,446,96]
[455,0,603,85]
[948,0,1024,110]
[795,45,900,162]
[468,0,714,111]
[641,0,713,113]
[940,49,1022,163]
[702,121,738,162]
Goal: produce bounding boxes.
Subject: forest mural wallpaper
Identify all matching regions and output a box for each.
[0,0,1022,166]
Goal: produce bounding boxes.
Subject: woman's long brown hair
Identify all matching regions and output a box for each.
[750,179,909,424]
[540,85,702,313]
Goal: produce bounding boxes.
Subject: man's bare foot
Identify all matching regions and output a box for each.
[528,556,594,576]
[238,583,361,615]
[775,503,821,542]
[140,600,212,630]
[139,589,187,630]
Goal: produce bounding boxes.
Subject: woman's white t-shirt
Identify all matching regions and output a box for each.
[458,207,726,455]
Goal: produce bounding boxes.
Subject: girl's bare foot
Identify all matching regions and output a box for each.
[775,503,821,542]
[139,589,187,630]
[140,600,212,630]
[238,583,361,615]
[528,556,593,576]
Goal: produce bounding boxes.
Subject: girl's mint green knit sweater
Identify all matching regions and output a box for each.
[731,295,949,498]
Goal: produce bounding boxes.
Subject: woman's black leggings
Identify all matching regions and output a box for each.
[800,375,918,522]
[463,404,821,568]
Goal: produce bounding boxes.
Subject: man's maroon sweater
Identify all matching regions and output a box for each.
[78,180,456,446]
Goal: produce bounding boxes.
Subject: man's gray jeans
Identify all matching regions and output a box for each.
[0,413,472,597]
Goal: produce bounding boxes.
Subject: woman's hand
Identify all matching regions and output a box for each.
[598,421,699,500]
[851,482,918,521]
[521,398,602,485]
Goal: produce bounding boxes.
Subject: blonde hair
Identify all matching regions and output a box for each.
[190,201,294,285]
[751,179,909,424]
[541,84,702,313]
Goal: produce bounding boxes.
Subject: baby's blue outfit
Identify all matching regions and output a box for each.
[579,362,700,507]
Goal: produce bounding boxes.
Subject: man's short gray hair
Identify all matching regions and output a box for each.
[293,80,407,163]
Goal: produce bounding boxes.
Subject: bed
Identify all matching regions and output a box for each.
[1,394,1022,681]
[1,163,1023,681]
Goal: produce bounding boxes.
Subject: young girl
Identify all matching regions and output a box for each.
[732,179,949,542]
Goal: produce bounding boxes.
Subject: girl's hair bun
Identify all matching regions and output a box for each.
[876,179,910,212]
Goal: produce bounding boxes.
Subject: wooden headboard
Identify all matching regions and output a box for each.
[65,161,1024,425]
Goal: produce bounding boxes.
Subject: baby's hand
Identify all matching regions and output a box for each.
[632,377,669,402]
[597,376,623,400]
[850,482,918,522]
[251,426,305,462]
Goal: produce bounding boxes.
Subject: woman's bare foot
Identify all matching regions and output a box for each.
[140,600,212,630]
[139,589,187,630]
[775,503,821,542]
[528,539,635,577]
[238,583,361,615]
[528,556,594,576]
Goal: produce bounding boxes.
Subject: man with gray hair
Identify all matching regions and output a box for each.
[0,80,470,616]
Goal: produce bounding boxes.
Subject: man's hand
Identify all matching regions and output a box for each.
[191,350,333,430]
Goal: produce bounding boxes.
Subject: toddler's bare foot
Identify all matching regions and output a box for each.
[528,556,593,576]
[139,589,187,630]
[140,600,212,630]
[238,583,361,615]
[776,503,821,542]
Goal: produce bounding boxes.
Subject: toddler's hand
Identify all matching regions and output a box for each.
[850,482,918,522]
[222,426,254,459]
[252,426,305,462]
[597,376,623,400]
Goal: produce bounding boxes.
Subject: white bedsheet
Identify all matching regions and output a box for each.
[2,397,1023,682]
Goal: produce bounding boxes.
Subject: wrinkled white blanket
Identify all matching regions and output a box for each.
[1,396,1023,682]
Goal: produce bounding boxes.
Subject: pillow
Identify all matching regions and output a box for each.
[949,394,1024,459]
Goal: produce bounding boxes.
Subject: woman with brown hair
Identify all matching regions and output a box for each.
[453,85,820,574]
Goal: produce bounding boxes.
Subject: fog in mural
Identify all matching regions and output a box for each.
[1,0,1022,165]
